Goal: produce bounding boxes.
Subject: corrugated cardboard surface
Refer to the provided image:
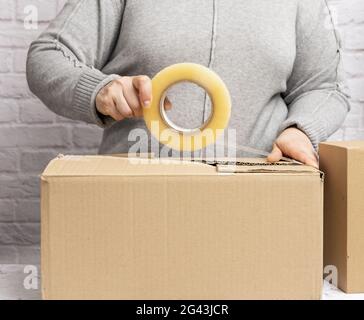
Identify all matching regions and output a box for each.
[320,141,364,293]
[41,156,323,300]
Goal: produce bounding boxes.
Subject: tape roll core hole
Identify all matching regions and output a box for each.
[159,81,213,134]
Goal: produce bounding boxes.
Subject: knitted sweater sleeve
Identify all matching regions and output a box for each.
[280,0,350,149]
[26,0,125,127]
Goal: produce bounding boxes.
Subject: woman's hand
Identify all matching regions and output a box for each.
[267,127,319,168]
[96,75,171,121]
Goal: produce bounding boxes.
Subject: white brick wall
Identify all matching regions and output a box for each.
[328,0,364,141]
[0,0,101,264]
[0,0,363,264]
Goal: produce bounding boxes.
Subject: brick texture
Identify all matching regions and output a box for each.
[0,0,363,264]
[0,0,102,264]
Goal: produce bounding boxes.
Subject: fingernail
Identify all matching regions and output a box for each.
[143,100,151,107]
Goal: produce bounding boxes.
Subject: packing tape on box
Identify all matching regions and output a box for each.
[143,63,231,152]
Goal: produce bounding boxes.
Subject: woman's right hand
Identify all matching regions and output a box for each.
[96,75,172,121]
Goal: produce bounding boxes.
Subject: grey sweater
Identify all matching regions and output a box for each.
[26,0,350,155]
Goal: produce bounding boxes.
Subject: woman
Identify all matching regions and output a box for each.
[26,0,350,167]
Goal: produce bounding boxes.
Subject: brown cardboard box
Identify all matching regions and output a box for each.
[320,141,364,293]
[41,155,323,300]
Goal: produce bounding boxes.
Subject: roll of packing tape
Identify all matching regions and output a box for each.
[143,63,231,152]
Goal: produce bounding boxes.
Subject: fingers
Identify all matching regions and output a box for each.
[304,156,319,169]
[267,143,283,163]
[126,92,143,117]
[97,95,124,121]
[132,75,152,108]
[269,128,320,168]
[95,83,125,121]
[96,75,171,121]
[96,76,153,121]
[112,84,134,119]
[164,97,172,111]
[117,79,143,117]
[291,150,319,168]
[268,141,318,168]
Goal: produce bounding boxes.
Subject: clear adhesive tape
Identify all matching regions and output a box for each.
[143,63,231,152]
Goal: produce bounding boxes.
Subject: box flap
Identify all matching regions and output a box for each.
[42,155,322,177]
[42,155,217,177]
[192,158,320,175]
[216,163,319,174]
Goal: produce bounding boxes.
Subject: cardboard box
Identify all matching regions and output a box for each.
[41,155,323,300]
[320,141,364,293]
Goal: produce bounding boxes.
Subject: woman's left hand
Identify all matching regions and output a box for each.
[267,127,319,168]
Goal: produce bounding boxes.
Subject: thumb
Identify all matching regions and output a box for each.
[132,75,152,107]
[164,96,172,110]
[267,143,283,163]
